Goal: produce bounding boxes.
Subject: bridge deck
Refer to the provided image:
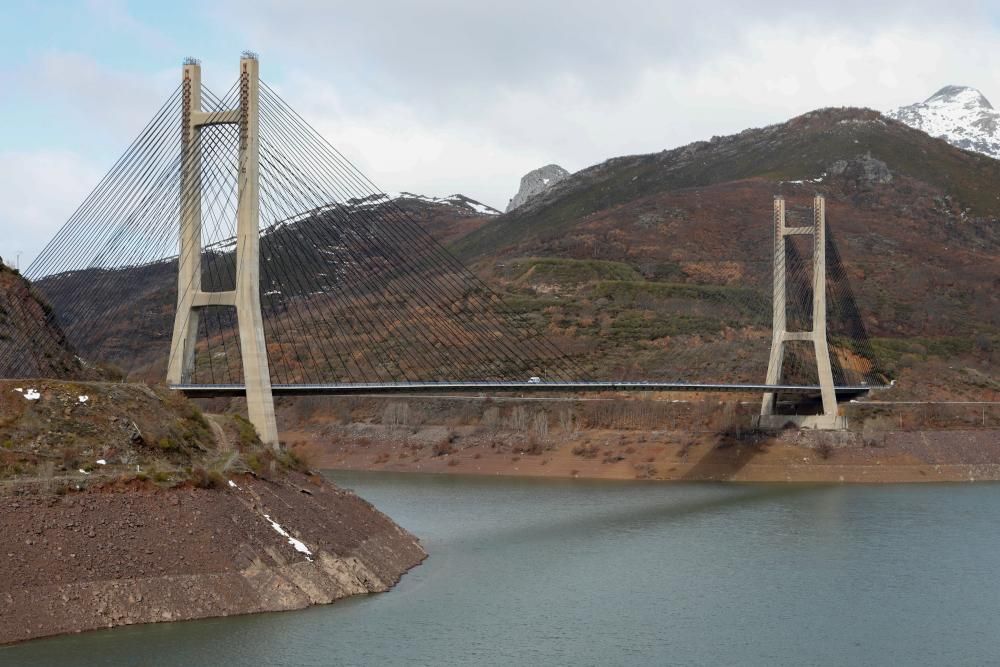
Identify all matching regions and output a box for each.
[172,381,877,399]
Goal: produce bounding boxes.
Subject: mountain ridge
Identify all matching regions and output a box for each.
[888,85,1000,159]
[454,106,1000,263]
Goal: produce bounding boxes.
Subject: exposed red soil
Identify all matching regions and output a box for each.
[292,425,1000,484]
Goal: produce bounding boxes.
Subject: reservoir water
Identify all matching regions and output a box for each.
[5,473,1000,666]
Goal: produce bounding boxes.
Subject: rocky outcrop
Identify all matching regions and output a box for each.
[506,164,570,212]
[0,473,426,644]
[888,85,1000,159]
[828,153,893,189]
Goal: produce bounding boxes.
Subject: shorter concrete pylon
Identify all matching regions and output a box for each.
[758,195,845,430]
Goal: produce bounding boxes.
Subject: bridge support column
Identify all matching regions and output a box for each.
[166,54,279,447]
[167,59,203,387]
[234,55,279,447]
[758,195,844,430]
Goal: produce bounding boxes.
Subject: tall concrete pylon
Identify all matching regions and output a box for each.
[759,195,844,430]
[166,54,279,446]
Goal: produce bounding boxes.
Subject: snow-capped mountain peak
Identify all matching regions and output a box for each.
[887,85,1000,159]
[924,85,993,110]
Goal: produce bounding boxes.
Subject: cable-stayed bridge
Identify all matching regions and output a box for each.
[1,54,888,443]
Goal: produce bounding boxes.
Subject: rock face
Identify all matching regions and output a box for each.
[0,262,87,379]
[506,164,570,213]
[888,85,1000,159]
[828,153,893,189]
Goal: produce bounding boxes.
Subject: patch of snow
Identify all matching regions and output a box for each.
[263,513,314,560]
[206,237,237,252]
[23,389,40,400]
[13,388,22,393]
[780,175,824,185]
[260,191,499,234]
[78,469,90,475]
[391,192,500,215]
[78,395,89,403]
[466,200,498,215]
[96,459,106,465]
[228,480,240,490]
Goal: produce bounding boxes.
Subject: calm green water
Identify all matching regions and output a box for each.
[5,473,1000,666]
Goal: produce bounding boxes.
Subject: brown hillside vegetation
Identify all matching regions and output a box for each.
[453,108,999,399]
[1,380,231,483]
[392,195,494,245]
[31,198,505,385]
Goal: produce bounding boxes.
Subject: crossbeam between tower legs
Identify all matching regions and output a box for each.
[758,195,844,430]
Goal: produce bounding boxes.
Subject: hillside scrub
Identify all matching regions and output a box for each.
[0,380,305,488]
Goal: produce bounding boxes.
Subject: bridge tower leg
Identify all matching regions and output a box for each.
[758,195,844,430]
[167,59,202,389]
[167,54,279,447]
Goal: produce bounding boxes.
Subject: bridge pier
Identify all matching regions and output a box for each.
[166,54,279,447]
[758,195,845,430]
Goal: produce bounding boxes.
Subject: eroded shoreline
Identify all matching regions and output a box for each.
[296,427,1000,484]
[0,472,426,645]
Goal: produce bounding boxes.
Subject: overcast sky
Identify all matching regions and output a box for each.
[2,0,999,265]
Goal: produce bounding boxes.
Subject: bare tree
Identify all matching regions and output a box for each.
[382,402,410,430]
[558,408,578,434]
[508,406,528,432]
[532,412,549,440]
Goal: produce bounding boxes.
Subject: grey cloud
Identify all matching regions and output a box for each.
[221,0,991,104]
[9,1,1000,263]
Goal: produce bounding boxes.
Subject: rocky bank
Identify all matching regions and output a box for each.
[0,473,425,645]
[0,381,426,645]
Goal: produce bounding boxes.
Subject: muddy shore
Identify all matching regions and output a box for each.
[0,473,425,645]
[294,425,1000,483]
